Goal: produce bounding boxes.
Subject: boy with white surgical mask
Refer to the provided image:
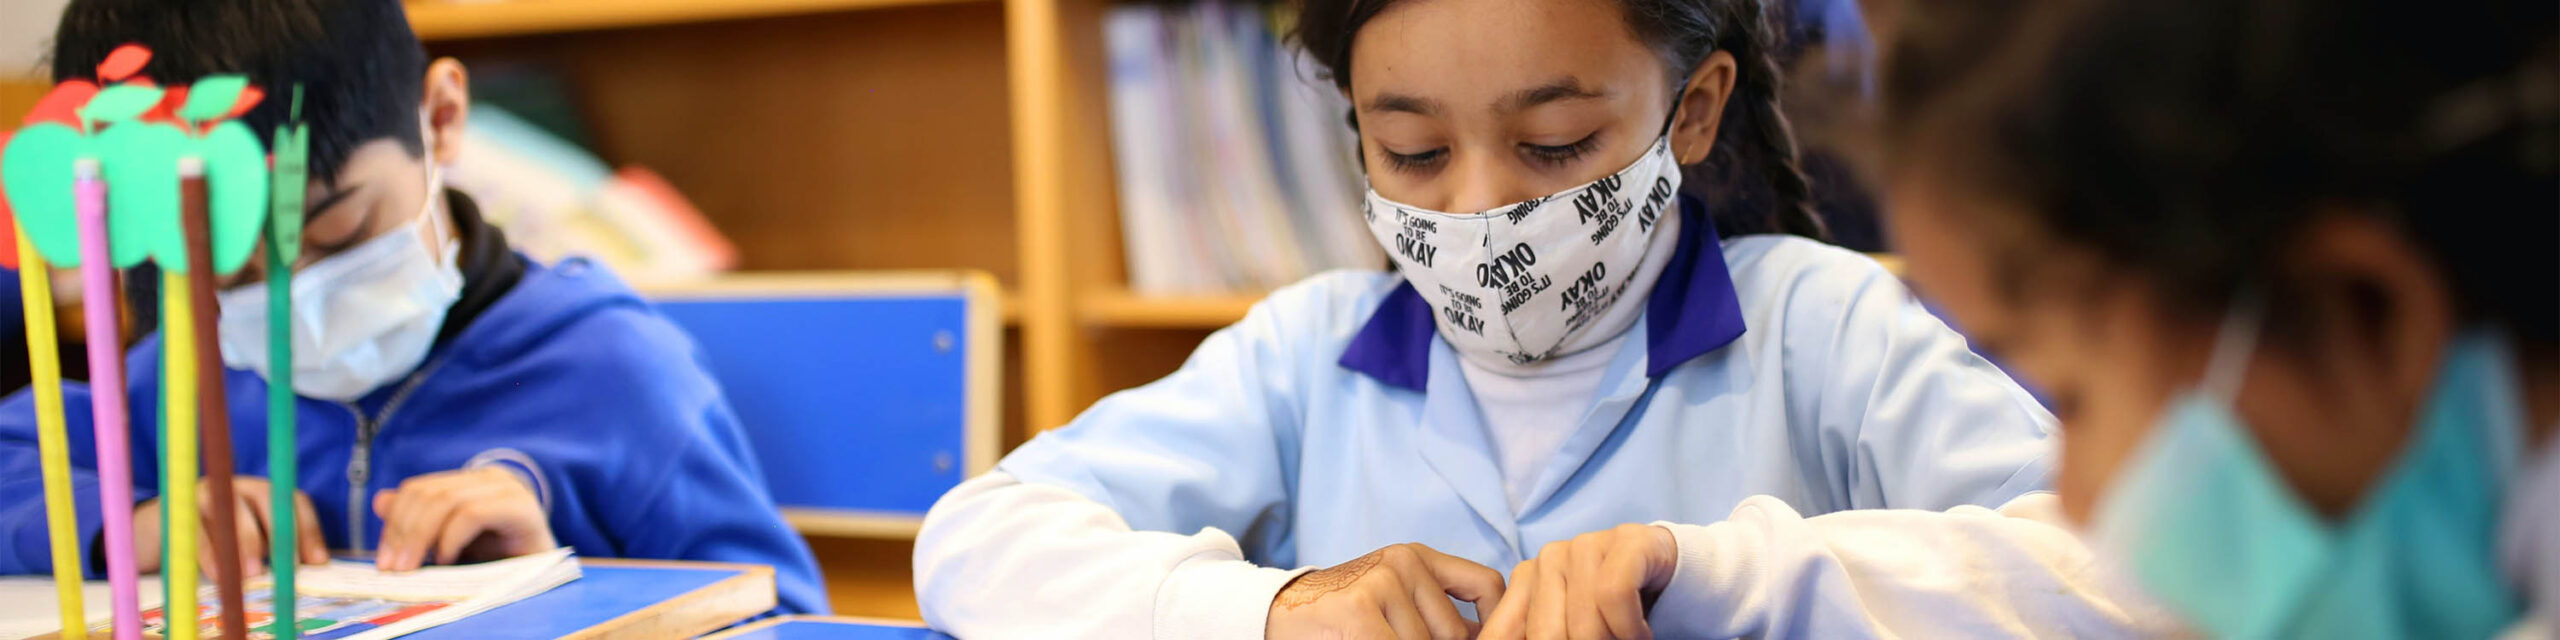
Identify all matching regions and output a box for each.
[0,0,826,615]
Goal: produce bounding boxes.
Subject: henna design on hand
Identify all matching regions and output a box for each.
[1275,549,1387,610]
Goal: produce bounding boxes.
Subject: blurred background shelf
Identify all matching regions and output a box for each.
[405,0,988,41]
[1079,290,1262,328]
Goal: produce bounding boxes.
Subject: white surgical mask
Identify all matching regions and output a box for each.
[1363,137,1682,364]
[215,165,463,401]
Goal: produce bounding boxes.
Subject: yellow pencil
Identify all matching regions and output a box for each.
[162,273,198,640]
[21,236,86,639]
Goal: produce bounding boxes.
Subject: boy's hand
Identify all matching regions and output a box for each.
[371,466,555,571]
[1479,524,1678,640]
[1266,542,1506,640]
[129,475,331,579]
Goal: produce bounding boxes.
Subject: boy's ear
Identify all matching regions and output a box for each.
[422,58,470,166]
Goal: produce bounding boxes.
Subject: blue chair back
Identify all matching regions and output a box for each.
[648,271,1001,537]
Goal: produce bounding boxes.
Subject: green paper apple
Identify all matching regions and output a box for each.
[80,84,165,128]
[197,120,269,273]
[94,120,184,268]
[178,76,248,122]
[0,123,90,265]
[6,63,274,273]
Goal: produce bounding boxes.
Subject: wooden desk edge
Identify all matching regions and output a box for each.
[702,615,932,638]
[561,560,778,640]
[23,560,778,640]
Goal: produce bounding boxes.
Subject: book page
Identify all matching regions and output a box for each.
[290,548,575,601]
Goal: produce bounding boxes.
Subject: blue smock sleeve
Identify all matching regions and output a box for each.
[993,275,1332,564]
[1776,244,2057,511]
[915,274,1382,638]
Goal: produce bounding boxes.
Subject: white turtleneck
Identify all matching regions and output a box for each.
[1456,211,1683,511]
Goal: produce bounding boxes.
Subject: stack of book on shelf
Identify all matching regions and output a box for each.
[450,104,737,286]
[1104,0,1382,296]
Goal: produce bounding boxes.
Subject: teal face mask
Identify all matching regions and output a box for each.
[2089,302,2527,639]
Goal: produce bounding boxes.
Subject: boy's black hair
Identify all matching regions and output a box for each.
[50,0,429,184]
[1291,0,1831,242]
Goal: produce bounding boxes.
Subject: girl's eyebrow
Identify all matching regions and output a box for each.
[1363,78,1607,117]
[1499,78,1606,113]
[1363,92,1442,116]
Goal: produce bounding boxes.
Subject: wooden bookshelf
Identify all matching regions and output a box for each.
[406,0,1029,619]
[1079,256,1902,330]
[406,0,989,40]
[1079,290,1264,328]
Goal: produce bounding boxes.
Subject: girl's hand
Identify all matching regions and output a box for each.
[371,466,555,571]
[1479,524,1678,640]
[1266,543,1506,639]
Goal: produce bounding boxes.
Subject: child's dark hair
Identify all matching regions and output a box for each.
[1292,0,1829,241]
[49,0,429,184]
[1881,0,2557,350]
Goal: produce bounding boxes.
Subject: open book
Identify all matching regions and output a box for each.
[119,548,580,640]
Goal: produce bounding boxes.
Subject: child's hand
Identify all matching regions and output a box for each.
[1478,524,1677,640]
[1266,542,1505,640]
[371,466,555,571]
[129,475,331,579]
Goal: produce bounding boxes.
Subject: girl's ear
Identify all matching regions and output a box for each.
[1671,51,1739,164]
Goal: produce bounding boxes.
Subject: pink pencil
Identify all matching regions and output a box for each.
[75,161,141,639]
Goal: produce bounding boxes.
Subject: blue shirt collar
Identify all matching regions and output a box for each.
[1339,194,1750,391]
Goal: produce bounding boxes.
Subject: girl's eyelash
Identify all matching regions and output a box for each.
[1384,148,1447,172]
[1523,134,1601,166]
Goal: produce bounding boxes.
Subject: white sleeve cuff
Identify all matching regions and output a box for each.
[1648,517,1770,637]
[1151,552,1313,640]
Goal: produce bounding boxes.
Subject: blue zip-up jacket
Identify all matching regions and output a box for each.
[0,256,826,615]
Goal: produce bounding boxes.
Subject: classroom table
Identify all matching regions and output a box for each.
[3,558,775,640]
[0,575,165,639]
[702,616,951,640]
[413,558,776,640]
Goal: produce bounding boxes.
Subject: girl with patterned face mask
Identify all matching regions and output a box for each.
[1879,0,2558,636]
[915,0,2182,637]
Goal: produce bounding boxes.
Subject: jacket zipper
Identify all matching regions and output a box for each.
[342,403,374,556]
[339,356,451,557]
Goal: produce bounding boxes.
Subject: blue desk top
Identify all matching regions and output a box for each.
[405,564,754,639]
[715,617,952,639]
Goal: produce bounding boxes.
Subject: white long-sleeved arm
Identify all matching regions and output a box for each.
[1646,492,2187,639]
[1751,239,2059,513]
[913,470,1310,639]
[913,273,1392,638]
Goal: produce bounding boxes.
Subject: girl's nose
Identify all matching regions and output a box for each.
[1440,152,1533,214]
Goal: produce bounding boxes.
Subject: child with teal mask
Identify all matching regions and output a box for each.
[1875,0,2558,636]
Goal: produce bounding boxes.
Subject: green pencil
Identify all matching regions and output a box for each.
[266,88,308,640]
